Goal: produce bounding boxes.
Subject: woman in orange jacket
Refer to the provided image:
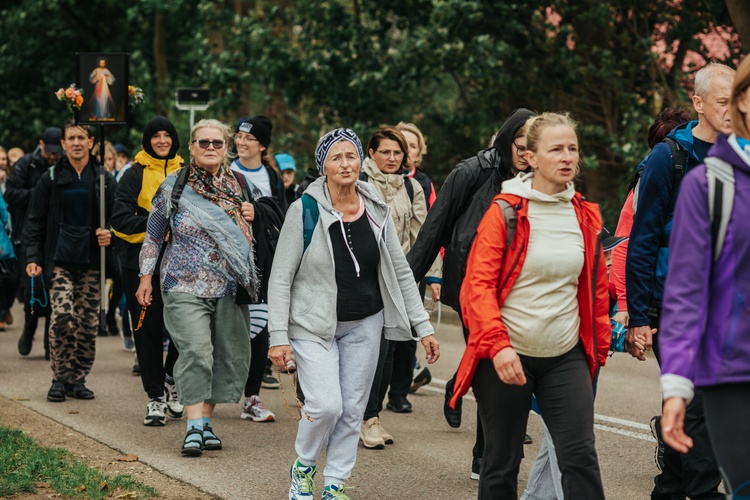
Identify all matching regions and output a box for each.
[452,112,610,499]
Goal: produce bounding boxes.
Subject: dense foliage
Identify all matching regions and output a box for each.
[0,0,743,225]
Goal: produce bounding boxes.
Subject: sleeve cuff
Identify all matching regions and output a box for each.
[268,330,290,348]
[413,319,435,339]
[660,373,695,405]
[425,277,442,285]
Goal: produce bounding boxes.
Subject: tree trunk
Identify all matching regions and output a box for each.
[726,0,750,53]
[154,12,168,116]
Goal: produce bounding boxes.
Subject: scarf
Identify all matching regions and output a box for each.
[187,162,254,249]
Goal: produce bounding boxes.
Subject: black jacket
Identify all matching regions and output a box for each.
[23,156,116,283]
[295,167,321,198]
[4,151,49,244]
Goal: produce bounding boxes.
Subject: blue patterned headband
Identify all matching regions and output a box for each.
[315,128,364,174]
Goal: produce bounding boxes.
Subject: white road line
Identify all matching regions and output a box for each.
[423,378,653,440]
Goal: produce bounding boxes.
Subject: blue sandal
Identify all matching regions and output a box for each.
[181,427,204,456]
[203,424,222,450]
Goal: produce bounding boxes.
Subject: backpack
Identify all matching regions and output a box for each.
[704,156,735,262]
[630,137,687,214]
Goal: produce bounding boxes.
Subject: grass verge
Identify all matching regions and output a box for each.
[0,425,157,499]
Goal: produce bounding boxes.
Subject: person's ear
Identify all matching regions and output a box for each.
[525,151,537,170]
[692,94,704,115]
[368,148,375,158]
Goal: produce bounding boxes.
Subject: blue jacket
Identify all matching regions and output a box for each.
[626,121,705,327]
[660,134,750,400]
[0,192,15,260]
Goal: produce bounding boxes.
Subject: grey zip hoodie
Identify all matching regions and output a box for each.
[267,176,434,349]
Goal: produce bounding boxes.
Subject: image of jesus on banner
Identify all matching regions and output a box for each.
[89,58,115,118]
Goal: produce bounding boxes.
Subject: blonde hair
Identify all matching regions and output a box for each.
[91,141,117,171]
[396,121,427,158]
[525,112,578,154]
[190,119,235,168]
[731,56,750,140]
[8,147,25,166]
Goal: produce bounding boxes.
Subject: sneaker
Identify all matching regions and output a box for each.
[132,355,140,376]
[471,456,481,480]
[360,417,385,449]
[322,483,350,500]
[386,396,412,413]
[650,415,665,472]
[144,400,167,426]
[289,459,316,499]
[262,368,280,389]
[379,420,394,445]
[241,395,276,422]
[409,363,432,393]
[164,380,184,418]
[47,380,66,402]
[122,335,135,352]
[17,325,34,356]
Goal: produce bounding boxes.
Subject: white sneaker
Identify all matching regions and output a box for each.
[164,380,184,418]
[241,395,275,422]
[144,400,167,426]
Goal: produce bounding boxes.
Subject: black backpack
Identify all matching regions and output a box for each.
[629,137,687,215]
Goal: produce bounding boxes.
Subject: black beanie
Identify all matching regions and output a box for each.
[141,116,180,160]
[236,115,272,147]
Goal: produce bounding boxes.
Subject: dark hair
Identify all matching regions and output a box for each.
[647,107,691,149]
[62,119,93,139]
[367,125,411,173]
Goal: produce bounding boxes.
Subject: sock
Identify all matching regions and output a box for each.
[202,416,211,427]
[184,419,203,447]
[187,418,202,431]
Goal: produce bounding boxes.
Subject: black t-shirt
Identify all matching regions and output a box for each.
[692,136,713,162]
[329,211,383,321]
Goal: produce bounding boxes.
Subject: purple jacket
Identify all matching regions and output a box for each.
[660,133,750,399]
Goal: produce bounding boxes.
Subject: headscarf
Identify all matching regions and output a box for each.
[492,108,536,172]
[315,128,364,174]
[141,116,181,160]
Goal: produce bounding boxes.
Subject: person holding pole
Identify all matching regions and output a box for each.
[23,120,116,402]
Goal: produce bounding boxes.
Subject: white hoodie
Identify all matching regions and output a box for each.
[499,172,584,358]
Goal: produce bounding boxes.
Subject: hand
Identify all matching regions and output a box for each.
[613,310,629,327]
[241,202,254,223]
[626,325,656,361]
[429,283,441,302]
[420,334,440,365]
[269,345,293,368]
[26,263,42,277]
[661,397,693,453]
[96,227,112,247]
[492,346,527,386]
[135,275,153,307]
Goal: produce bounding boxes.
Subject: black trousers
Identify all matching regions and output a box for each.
[472,343,604,500]
[652,308,723,500]
[702,383,750,498]
[244,326,269,397]
[364,334,394,420]
[388,338,417,400]
[121,268,178,400]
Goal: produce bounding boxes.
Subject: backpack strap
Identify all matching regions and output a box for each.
[168,165,191,222]
[664,137,687,201]
[301,193,319,252]
[234,172,252,203]
[704,157,735,262]
[404,176,414,204]
[495,199,517,250]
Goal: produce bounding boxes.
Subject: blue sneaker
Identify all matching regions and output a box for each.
[322,484,351,499]
[289,459,316,499]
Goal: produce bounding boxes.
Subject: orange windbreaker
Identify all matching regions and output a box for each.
[450,192,610,408]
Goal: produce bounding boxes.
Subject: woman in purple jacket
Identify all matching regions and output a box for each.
[660,56,750,496]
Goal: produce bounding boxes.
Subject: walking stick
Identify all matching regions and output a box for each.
[98,125,107,334]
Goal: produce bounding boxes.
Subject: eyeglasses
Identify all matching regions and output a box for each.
[234,134,259,143]
[193,139,226,150]
[513,142,527,154]
[376,149,404,159]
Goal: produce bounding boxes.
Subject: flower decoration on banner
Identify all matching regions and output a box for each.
[128,85,145,108]
[54,84,84,113]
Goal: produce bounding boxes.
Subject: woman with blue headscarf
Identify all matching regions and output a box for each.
[268,128,440,500]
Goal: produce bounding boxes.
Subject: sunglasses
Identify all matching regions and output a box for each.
[193,139,226,150]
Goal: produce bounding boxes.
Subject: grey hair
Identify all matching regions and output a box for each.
[190,119,236,168]
[694,63,736,99]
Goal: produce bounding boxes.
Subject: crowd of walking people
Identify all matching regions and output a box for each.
[1,57,749,499]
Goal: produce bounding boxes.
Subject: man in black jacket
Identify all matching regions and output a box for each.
[24,121,116,402]
[406,108,536,478]
[5,127,63,357]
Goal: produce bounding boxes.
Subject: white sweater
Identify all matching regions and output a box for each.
[500,173,584,358]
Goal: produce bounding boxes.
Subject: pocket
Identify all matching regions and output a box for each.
[723,291,747,357]
[54,223,91,265]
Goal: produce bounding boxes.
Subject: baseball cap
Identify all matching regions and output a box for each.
[601,228,627,252]
[114,144,130,156]
[275,153,296,171]
[41,127,63,154]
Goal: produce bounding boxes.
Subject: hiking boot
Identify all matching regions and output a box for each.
[322,483,350,500]
[241,395,276,422]
[443,377,462,428]
[17,324,35,356]
[289,459,316,499]
[47,380,66,402]
[360,417,385,449]
[262,367,280,389]
[409,362,432,393]
[386,396,412,413]
[65,383,95,400]
[164,380,184,418]
[471,456,481,480]
[144,400,167,426]
[650,415,665,472]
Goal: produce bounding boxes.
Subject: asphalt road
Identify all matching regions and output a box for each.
[0,301,664,499]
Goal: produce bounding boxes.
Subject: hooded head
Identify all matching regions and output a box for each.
[492,108,536,173]
[141,116,180,160]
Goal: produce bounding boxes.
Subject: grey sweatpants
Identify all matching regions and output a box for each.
[290,311,384,486]
[163,292,250,406]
